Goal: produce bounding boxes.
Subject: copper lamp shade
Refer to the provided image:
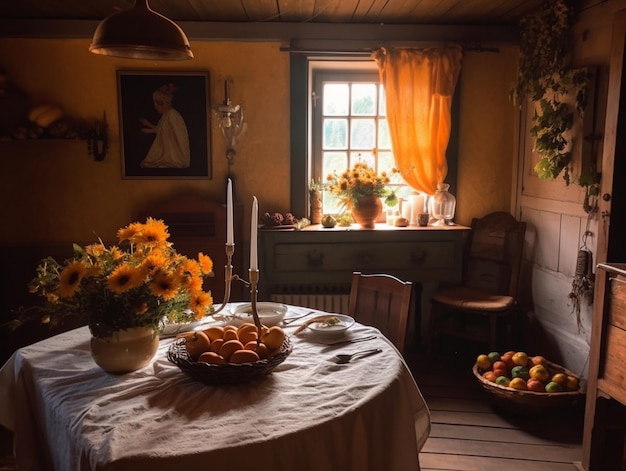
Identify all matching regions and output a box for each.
[89,0,193,61]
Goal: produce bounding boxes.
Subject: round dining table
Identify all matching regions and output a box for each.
[0,304,431,471]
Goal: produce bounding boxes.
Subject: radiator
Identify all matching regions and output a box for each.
[270,293,350,315]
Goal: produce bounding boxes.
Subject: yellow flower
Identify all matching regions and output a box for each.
[16,218,215,339]
[58,261,87,298]
[107,264,143,293]
[326,162,391,207]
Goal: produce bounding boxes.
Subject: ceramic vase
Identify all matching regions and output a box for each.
[351,196,383,228]
[90,326,159,374]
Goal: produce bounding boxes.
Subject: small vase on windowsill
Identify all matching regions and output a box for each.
[429,183,456,226]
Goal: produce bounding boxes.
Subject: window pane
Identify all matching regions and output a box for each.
[378,151,395,174]
[378,119,391,150]
[323,118,348,150]
[378,85,387,116]
[350,118,375,149]
[351,83,377,116]
[323,152,348,178]
[323,84,349,115]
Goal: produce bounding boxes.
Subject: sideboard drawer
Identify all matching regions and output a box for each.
[274,240,456,273]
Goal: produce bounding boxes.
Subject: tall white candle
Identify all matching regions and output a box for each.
[226,178,234,245]
[250,196,258,270]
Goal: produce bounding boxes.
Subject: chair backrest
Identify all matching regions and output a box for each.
[348,272,413,353]
[463,212,526,298]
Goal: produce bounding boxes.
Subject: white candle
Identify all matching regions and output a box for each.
[250,196,258,270]
[226,178,234,245]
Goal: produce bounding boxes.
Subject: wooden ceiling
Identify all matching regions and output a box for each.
[0,0,547,26]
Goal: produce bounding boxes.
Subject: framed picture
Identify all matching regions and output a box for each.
[117,70,211,179]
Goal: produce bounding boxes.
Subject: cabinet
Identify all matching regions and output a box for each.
[260,223,469,294]
[583,263,626,470]
[259,223,470,346]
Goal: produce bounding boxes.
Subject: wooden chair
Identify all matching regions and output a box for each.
[426,211,527,357]
[348,272,413,353]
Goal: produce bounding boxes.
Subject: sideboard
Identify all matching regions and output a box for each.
[582,262,626,470]
[259,223,470,348]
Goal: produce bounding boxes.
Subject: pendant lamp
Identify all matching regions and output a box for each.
[89,0,193,61]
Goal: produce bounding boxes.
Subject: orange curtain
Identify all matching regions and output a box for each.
[373,45,463,195]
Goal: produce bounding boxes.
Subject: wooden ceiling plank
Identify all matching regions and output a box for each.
[242,0,281,22]
[279,0,316,22]
[313,0,360,23]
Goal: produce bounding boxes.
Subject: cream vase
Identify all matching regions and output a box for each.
[90,326,159,374]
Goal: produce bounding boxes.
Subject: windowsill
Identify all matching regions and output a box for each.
[300,223,469,232]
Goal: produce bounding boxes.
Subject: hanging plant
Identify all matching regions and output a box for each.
[512,0,588,185]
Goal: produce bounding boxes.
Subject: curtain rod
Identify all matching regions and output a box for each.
[280,42,499,55]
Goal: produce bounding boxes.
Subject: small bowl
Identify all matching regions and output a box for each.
[307,314,355,338]
[231,302,288,327]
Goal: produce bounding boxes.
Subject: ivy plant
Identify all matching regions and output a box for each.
[512,0,589,185]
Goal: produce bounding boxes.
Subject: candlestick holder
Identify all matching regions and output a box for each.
[211,244,263,333]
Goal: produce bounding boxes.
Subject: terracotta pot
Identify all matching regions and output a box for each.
[351,196,383,228]
[90,326,159,374]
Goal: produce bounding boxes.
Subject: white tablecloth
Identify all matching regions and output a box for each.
[0,305,430,471]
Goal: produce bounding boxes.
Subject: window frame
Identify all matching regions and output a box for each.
[289,54,460,220]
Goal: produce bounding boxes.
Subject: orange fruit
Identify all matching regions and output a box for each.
[493,368,508,378]
[476,354,492,370]
[529,364,550,382]
[531,355,547,367]
[566,375,580,391]
[492,361,507,372]
[483,371,497,382]
[501,352,515,370]
[512,351,529,367]
[509,377,527,390]
[526,377,545,392]
[551,373,568,385]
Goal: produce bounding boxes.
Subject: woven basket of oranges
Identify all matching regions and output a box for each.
[167,323,292,385]
[472,351,585,414]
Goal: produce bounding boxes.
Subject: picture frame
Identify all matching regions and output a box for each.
[117,70,211,179]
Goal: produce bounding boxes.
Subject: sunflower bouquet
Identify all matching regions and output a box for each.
[11,218,215,339]
[326,162,392,208]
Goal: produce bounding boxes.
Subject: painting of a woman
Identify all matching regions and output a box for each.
[139,83,190,169]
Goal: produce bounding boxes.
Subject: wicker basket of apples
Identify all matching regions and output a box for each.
[472,350,585,414]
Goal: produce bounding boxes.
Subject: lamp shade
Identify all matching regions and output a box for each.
[89,0,193,61]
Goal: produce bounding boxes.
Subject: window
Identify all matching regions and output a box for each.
[310,61,409,214]
[289,55,458,220]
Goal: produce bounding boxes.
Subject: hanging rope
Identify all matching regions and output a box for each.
[568,212,595,333]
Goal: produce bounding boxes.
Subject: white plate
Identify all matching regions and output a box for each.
[230,302,288,327]
[307,314,355,338]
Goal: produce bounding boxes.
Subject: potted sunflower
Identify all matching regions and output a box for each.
[10,217,215,373]
[326,162,392,228]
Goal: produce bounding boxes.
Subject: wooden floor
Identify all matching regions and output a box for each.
[405,349,585,471]
[0,350,585,471]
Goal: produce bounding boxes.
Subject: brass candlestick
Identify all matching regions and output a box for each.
[212,244,238,315]
[211,245,261,335]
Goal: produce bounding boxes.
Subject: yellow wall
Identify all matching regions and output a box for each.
[0,37,517,248]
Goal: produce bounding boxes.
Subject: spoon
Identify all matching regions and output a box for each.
[334,348,383,364]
